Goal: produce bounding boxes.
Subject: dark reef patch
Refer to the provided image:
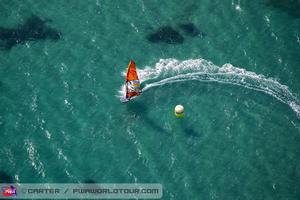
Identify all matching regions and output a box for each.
[83,179,96,183]
[146,23,206,44]
[178,23,206,38]
[146,26,184,44]
[267,0,300,18]
[0,171,13,183]
[0,15,62,50]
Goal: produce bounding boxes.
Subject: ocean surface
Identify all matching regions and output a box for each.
[1,0,300,199]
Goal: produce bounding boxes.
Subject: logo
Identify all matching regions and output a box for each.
[2,185,17,197]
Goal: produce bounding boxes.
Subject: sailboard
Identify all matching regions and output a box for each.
[120,60,142,103]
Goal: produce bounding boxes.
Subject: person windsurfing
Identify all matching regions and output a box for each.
[121,60,142,102]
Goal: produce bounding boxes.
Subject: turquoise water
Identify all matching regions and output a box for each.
[1,0,300,199]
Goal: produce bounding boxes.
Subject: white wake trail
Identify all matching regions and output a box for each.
[119,58,300,118]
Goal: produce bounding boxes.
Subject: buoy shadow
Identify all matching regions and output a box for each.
[176,117,201,138]
[182,127,200,137]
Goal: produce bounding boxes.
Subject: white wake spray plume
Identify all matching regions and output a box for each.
[118,58,300,118]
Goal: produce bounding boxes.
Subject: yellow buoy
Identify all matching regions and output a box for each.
[175,105,184,117]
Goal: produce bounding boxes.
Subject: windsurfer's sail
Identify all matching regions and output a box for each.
[121,60,142,102]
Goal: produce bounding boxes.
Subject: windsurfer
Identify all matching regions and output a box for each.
[121,60,142,102]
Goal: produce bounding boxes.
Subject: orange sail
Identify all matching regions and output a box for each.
[126,60,139,81]
[125,60,141,99]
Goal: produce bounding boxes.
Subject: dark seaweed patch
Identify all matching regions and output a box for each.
[0,15,62,50]
[178,23,206,38]
[267,0,300,18]
[83,179,96,183]
[146,26,184,44]
[0,171,13,183]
